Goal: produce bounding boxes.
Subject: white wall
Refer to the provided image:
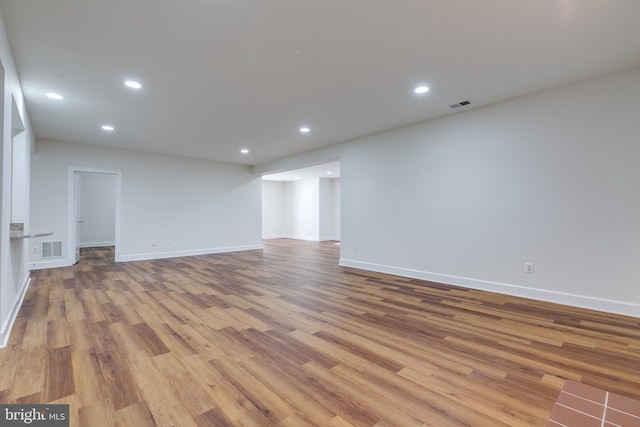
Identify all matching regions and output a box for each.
[255,68,640,317]
[0,8,34,347]
[332,179,340,239]
[262,180,285,239]
[31,138,262,266]
[263,177,340,241]
[284,179,319,241]
[79,171,116,247]
[319,178,339,240]
[10,104,27,223]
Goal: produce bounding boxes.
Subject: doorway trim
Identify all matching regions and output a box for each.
[67,166,122,265]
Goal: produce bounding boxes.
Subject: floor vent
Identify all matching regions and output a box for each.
[42,241,63,258]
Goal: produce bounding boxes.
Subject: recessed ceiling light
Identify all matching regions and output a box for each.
[299,127,310,133]
[240,148,249,154]
[327,171,333,175]
[414,86,429,94]
[101,125,114,131]
[46,92,63,100]
[125,80,142,89]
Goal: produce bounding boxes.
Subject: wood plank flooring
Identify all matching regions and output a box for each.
[1,239,639,426]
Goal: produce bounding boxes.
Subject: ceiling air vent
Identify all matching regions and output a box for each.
[450,100,471,109]
[42,241,63,258]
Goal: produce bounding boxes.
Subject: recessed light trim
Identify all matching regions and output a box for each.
[414,85,429,94]
[299,127,311,133]
[125,80,142,89]
[46,92,64,100]
[240,148,250,154]
[101,125,114,131]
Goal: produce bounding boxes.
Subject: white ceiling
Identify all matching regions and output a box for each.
[1,1,639,166]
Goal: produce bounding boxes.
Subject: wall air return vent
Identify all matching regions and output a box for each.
[450,100,471,109]
[42,241,63,258]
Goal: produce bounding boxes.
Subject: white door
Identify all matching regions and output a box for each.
[74,171,82,264]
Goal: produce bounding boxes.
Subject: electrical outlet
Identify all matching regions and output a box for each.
[32,246,39,253]
[525,262,534,273]
[354,245,359,254]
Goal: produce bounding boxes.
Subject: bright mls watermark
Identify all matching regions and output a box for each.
[1,405,69,426]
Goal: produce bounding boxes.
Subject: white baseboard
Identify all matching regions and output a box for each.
[29,259,73,270]
[286,235,319,242]
[79,241,115,248]
[29,244,264,267]
[263,234,318,241]
[339,258,640,318]
[263,235,340,242]
[118,244,264,262]
[0,275,31,348]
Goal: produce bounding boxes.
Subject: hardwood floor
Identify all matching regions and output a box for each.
[1,240,639,426]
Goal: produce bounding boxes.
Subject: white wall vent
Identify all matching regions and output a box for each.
[42,241,63,258]
[450,100,471,109]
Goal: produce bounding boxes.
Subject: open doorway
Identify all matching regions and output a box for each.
[68,167,121,264]
[262,161,340,242]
